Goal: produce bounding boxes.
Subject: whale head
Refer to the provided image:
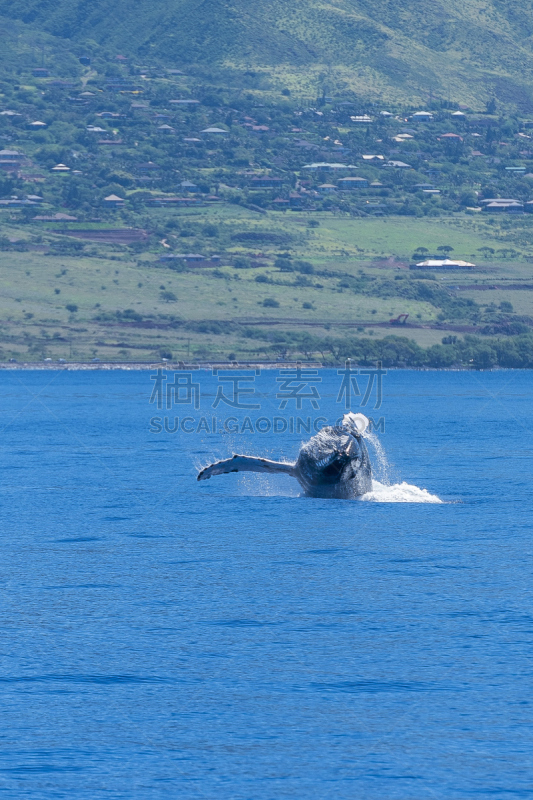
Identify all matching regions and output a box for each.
[293,416,372,498]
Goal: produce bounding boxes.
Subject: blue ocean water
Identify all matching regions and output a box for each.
[0,368,532,799]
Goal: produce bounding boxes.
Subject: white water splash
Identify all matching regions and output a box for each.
[360,479,443,504]
[362,429,392,484]
[361,430,442,503]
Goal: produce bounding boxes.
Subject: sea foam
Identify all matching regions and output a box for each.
[360,480,443,504]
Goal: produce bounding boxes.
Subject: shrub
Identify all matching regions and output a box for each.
[160,291,177,302]
[295,260,314,274]
[262,297,279,308]
[66,304,78,313]
[121,309,143,322]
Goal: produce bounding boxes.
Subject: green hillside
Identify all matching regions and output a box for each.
[2,0,533,106]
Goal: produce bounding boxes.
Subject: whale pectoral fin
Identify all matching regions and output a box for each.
[198,455,296,481]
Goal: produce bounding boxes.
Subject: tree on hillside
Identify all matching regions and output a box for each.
[460,190,478,207]
[437,245,454,254]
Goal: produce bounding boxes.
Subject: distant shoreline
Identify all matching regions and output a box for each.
[0,361,323,371]
[0,362,523,371]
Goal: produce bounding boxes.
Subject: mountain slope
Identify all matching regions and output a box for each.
[2,0,533,106]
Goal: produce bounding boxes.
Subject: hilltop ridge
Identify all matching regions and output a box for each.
[2,0,533,106]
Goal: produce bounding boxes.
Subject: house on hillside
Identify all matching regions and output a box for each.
[32,68,50,77]
[338,177,368,189]
[412,259,476,270]
[103,194,125,208]
[414,183,440,194]
[383,160,412,168]
[0,198,37,207]
[51,163,70,172]
[302,162,358,171]
[0,149,24,174]
[479,198,519,205]
[483,201,523,213]
[410,111,434,121]
[200,127,228,136]
[0,150,24,161]
[137,162,159,173]
[293,139,319,150]
[20,172,46,183]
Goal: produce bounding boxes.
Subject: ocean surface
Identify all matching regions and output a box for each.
[0,367,531,799]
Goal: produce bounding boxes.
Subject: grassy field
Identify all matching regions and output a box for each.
[1,210,533,362]
[163,206,533,267]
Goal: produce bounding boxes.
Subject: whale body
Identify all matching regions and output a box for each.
[197,412,372,499]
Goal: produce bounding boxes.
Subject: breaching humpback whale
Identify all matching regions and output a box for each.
[197,412,372,499]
